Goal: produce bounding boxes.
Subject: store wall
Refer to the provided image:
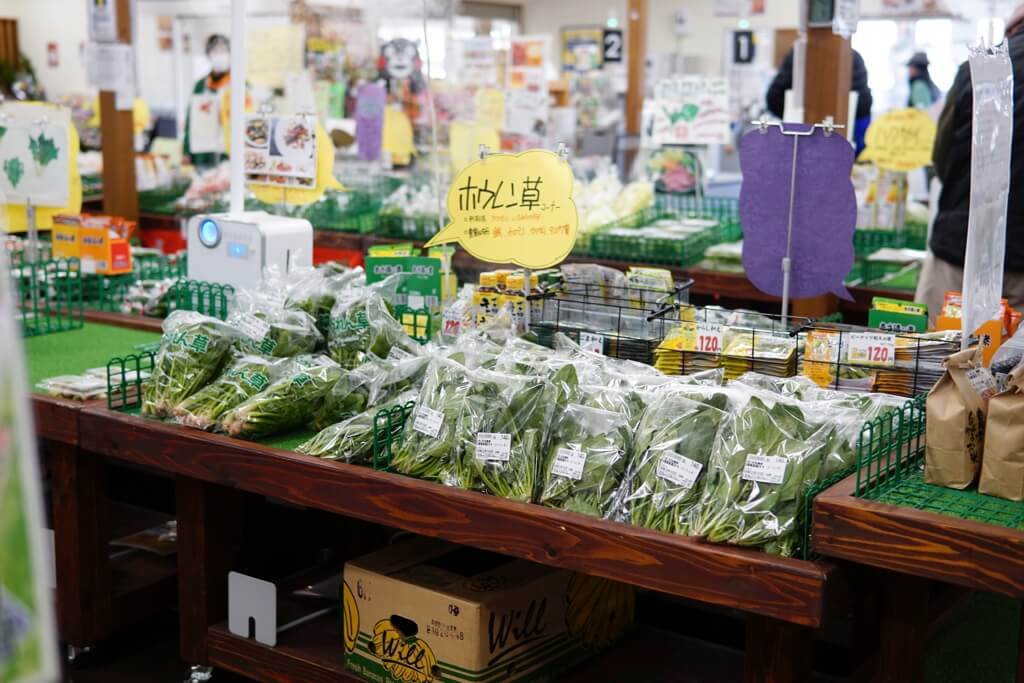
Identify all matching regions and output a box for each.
[9,0,90,99]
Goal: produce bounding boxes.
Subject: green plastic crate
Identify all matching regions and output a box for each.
[378,213,442,241]
[655,194,740,223]
[854,395,1024,530]
[853,228,906,257]
[904,218,929,251]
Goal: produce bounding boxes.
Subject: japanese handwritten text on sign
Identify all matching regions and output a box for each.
[425,149,578,269]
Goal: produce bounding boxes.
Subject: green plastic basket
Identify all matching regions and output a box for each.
[138,182,190,213]
[655,194,740,223]
[853,228,906,257]
[378,213,442,241]
[12,257,84,337]
[904,218,928,251]
[853,395,1024,530]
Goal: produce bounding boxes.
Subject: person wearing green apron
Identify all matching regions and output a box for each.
[183,34,231,169]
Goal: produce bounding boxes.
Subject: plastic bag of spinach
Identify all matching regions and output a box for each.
[326,276,419,369]
[228,290,323,358]
[616,388,730,534]
[221,354,341,439]
[298,389,418,464]
[286,265,366,336]
[691,391,841,555]
[453,364,580,502]
[142,311,236,417]
[390,357,472,481]
[173,354,275,430]
[315,354,428,430]
[539,403,630,517]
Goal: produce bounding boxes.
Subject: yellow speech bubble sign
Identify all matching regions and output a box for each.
[424,149,578,269]
[860,108,937,172]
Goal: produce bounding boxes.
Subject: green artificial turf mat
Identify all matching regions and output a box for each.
[22,323,161,388]
[261,429,316,452]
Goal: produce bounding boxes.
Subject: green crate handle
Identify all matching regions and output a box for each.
[372,400,415,471]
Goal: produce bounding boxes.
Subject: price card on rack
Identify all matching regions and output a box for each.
[695,322,723,354]
[579,332,604,355]
[847,332,896,367]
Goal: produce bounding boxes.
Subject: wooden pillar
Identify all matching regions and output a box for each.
[790,19,853,319]
[744,614,814,682]
[100,0,138,220]
[624,0,648,138]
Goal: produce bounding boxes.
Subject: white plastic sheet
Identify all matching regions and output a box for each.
[962,43,1014,349]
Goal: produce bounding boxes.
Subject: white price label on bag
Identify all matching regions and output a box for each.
[696,322,723,354]
[741,454,788,484]
[579,332,604,355]
[413,406,444,438]
[551,447,587,480]
[656,453,703,489]
[967,366,998,400]
[475,432,512,462]
[235,313,272,342]
[847,332,896,367]
[387,346,414,362]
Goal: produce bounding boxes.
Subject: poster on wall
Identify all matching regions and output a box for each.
[455,38,499,87]
[0,236,60,683]
[505,88,549,137]
[642,77,731,146]
[87,0,118,43]
[0,102,71,206]
[507,35,549,91]
[561,27,604,72]
[243,114,317,189]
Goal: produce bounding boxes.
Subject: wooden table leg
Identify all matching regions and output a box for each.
[176,475,243,666]
[49,440,111,647]
[1017,600,1023,683]
[875,571,929,683]
[744,614,814,682]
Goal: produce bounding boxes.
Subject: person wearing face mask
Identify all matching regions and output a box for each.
[183,34,232,169]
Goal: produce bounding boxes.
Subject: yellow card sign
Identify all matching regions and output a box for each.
[860,108,937,172]
[425,149,577,269]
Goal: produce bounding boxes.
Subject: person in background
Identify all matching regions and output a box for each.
[766,47,874,154]
[183,34,232,169]
[916,5,1024,322]
[907,51,942,109]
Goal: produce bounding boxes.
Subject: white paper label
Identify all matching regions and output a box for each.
[741,454,788,485]
[551,447,587,480]
[387,346,414,362]
[967,366,998,400]
[407,294,425,310]
[847,332,895,367]
[80,257,97,275]
[413,406,444,438]
[235,313,272,342]
[579,332,603,355]
[696,322,723,354]
[265,292,287,308]
[656,453,703,489]
[475,432,511,462]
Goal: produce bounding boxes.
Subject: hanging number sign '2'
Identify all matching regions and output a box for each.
[425,149,578,269]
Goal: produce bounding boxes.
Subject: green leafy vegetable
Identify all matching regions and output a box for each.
[29,132,59,169]
[221,354,341,439]
[174,355,274,430]
[298,390,417,464]
[3,157,24,188]
[142,311,235,417]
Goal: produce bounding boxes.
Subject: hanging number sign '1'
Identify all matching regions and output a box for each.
[425,149,578,269]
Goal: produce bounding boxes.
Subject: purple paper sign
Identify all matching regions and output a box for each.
[739,124,856,301]
[355,82,386,161]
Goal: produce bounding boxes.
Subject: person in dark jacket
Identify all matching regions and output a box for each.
[916,7,1024,322]
[907,51,942,109]
[766,47,873,153]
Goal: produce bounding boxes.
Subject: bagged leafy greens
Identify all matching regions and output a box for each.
[286,264,366,336]
[221,354,341,439]
[173,354,275,430]
[298,389,418,464]
[228,289,323,358]
[315,354,428,429]
[539,403,630,517]
[326,276,419,369]
[616,388,730,534]
[142,311,236,417]
[390,357,473,481]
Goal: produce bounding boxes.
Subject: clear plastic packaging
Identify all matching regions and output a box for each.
[220,354,341,439]
[326,276,418,369]
[298,389,418,464]
[35,374,108,401]
[228,288,323,358]
[173,354,276,430]
[315,354,428,429]
[142,311,237,417]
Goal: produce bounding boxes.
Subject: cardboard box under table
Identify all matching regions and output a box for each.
[343,538,626,683]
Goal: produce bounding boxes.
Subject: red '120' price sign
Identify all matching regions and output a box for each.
[847,332,896,368]
[696,322,722,354]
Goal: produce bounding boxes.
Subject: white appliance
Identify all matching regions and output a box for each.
[186,211,313,290]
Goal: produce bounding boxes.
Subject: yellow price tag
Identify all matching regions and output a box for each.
[860,108,937,172]
[425,149,578,270]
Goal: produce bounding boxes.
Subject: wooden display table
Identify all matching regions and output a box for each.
[813,474,1024,682]
[75,405,838,682]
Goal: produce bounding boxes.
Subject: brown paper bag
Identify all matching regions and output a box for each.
[979,365,1024,500]
[925,348,987,489]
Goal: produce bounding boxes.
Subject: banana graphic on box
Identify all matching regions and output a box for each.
[565,573,635,649]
